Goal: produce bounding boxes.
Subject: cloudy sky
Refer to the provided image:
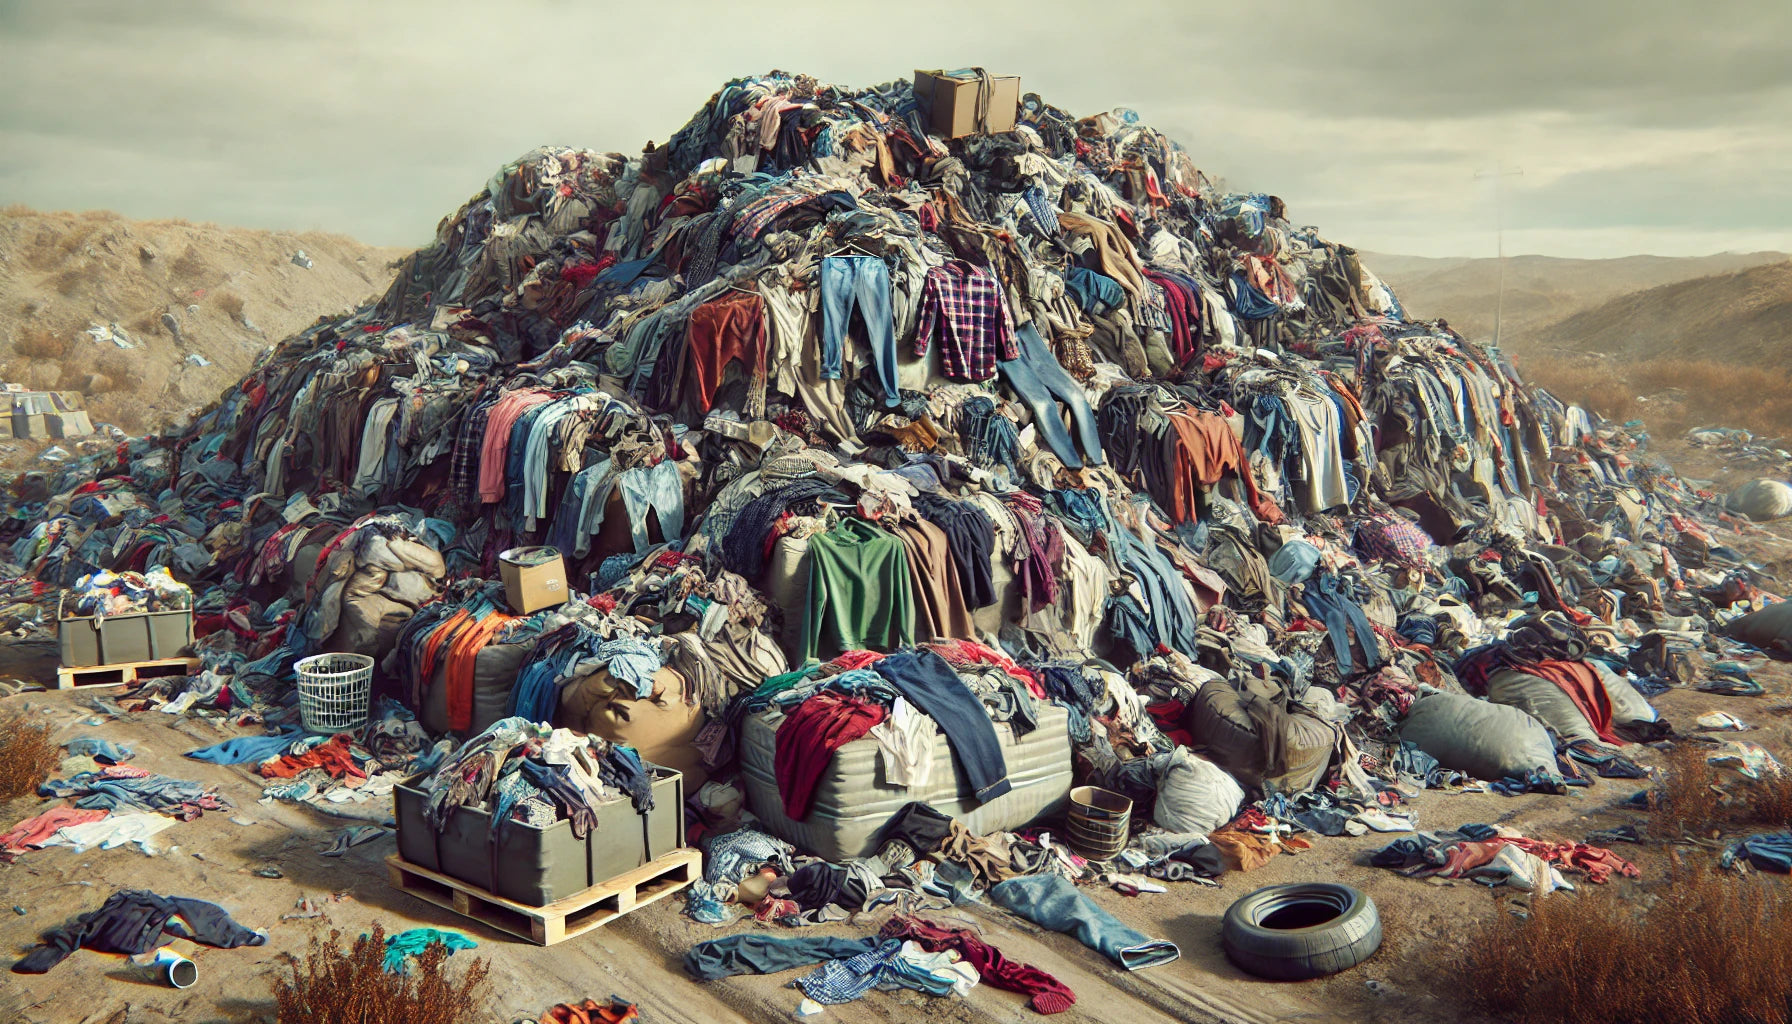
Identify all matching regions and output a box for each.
[3,0,1788,258]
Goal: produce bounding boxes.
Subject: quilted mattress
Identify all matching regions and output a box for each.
[740,701,1073,861]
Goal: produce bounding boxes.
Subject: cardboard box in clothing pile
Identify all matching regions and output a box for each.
[914,68,1021,138]
[558,666,709,788]
[499,546,568,614]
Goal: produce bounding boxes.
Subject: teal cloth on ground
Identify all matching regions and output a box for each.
[382,927,477,973]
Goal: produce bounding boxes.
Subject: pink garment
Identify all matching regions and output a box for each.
[2,806,109,856]
[477,390,556,503]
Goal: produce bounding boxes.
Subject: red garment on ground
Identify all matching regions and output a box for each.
[1526,659,1623,745]
[545,998,639,1024]
[881,914,1075,1015]
[258,734,366,780]
[1,806,109,856]
[773,693,886,820]
[1503,837,1640,884]
[1435,836,1639,884]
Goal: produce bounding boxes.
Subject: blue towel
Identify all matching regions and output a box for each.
[184,725,305,764]
[65,736,133,764]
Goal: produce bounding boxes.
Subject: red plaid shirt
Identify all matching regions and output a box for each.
[914,261,1019,382]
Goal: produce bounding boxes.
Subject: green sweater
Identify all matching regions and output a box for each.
[802,518,915,661]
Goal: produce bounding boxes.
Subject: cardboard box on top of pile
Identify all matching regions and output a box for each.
[499,546,568,614]
[914,69,1021,138]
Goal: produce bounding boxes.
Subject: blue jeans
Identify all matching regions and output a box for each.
[990,874,1179,971]
[820,256,899,406]
[998,322,1104,468]
[1304,572,1382,674]
[548,458,615,558]
[618,460,684,554]
[872,650,1011,802]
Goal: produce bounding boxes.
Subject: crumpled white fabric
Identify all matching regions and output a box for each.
[42,813,174,854]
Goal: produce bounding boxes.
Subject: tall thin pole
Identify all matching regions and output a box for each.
[1476,167,1523,352]
[1494,175,1505,349]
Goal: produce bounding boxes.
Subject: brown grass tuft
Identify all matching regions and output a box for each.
[13,326,71,361]
[214,289,245,320]
[51,267,87,297]
[1450,862,1792,1024]
[127,309,164,336]
[1649,744,1792,837]
[168,244,209,282]
[271,924,490,1024]
[0,710,59,801]
[90,350,135,393]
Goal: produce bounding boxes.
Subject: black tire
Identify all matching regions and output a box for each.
[1221,882,1382,980]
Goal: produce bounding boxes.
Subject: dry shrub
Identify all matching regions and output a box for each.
[0,710,59,801]
[51,266,87,296]
[109,404,145,433]
[1519,353,1792,439]
[53,362,92,393]
[271,924,490,1024]
[0,203,31,217]
[214,289,245,320]
[128,309,164,336]
[1451,863,1792,1024]
[13,325,70,361]
[1650,744,1792,837]
[90,350,135,393]
[168,244,209,282]
[54,224,97,256]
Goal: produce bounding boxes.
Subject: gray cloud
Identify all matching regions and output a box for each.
[1,0,1787,258]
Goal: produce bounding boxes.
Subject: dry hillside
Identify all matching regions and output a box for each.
[0,206,406,436]
[1528,259,1792,365]
[1367,251,1787,353]
[1506,260,1792,440]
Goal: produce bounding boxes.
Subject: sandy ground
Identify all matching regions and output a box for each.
[4,659,1789,1024]
[3,455,1791,1024]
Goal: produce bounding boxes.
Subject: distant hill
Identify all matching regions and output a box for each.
[1367,251,1789,351]
[1527,259,1792,365]
[0,206,405,436]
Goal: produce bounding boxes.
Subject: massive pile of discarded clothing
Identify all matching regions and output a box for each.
[2,70,1782,998]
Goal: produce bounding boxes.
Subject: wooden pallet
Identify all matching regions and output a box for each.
[384,847,701,945]
[56,657,200,690]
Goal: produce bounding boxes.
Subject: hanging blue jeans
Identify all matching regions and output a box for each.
[1303,573,1382,674]
[618,460,684,554]
[548,458,616,558]
[999,322,1104,469]
[820,256,899,406]
[1103,498,1199,654]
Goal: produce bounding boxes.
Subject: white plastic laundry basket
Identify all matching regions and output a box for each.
[295,653,374,733]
